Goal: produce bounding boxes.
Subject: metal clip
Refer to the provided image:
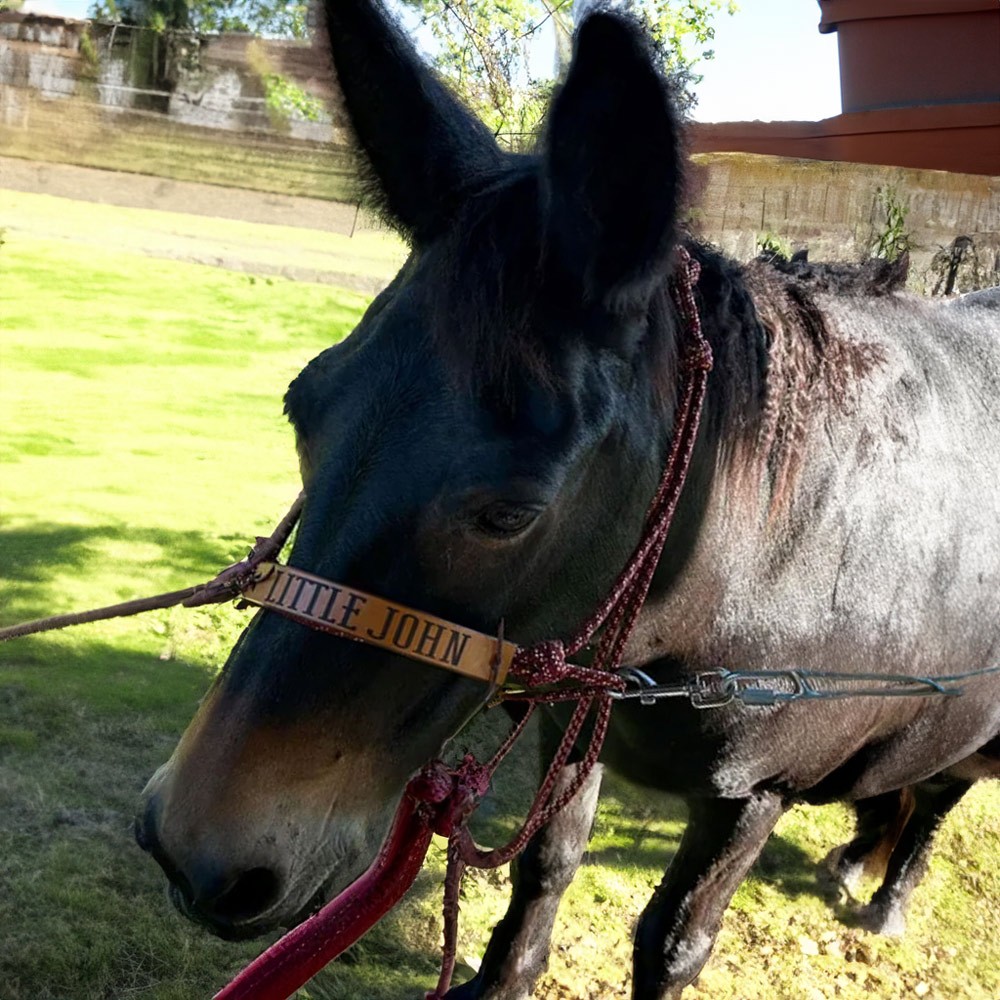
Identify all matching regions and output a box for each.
[687,671,737,709]
[729,668,806,706]
[612,667,661,705]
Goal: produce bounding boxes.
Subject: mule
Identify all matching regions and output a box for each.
[135,2,1000,997]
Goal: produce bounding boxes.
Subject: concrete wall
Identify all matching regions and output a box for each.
[0,13,85,98]
[689,153,1000,293]
[0,12,337,139]
[0,13,352,201]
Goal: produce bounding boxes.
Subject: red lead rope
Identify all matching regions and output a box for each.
[210,761,482,1000]
[216,247,711,1000]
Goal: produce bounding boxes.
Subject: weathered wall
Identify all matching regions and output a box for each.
[688,153,1000,293]
[0,12,338,140]
[0,89,355,202]
[0,13,352,203]
[0,13,85,98]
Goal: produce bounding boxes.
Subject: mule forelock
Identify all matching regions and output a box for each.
[425,166,688,408]
[429,166,552,393]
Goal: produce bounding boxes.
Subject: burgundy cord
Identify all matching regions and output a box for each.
[425,247,712,998]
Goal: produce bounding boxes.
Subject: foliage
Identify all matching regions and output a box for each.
[89,0,308,37]
[392,0,549,145]
[78,28,102,80]
[870,185,911,263]
[262,73,325,123]
[395,0,737,142]
[635,0,739,114]
[246,39,325,128]
[88,0,117,24]
[756,230,794,263]
[80,1,734,136]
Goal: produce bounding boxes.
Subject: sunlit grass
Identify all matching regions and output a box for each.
[1,227,371,998]
[1,212,998,1000]
[2,189,408,291]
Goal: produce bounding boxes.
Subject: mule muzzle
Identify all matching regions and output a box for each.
[135,791,293,940]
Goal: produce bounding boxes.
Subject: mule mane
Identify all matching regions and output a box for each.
[695,250,889,512]
[764,253,910,297]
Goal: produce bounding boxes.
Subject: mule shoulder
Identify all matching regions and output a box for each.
[943,286,1000,311]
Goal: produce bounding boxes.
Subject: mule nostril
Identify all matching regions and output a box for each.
[134,815,151,852]
[204,867,282,924]
[134,795,161,854]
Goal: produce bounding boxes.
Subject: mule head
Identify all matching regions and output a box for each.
[136,0,687,939]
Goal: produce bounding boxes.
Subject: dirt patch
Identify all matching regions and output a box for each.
[1,154,362,233]
[2,157,406,293]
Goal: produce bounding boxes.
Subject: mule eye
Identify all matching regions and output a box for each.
[474,501,541,539]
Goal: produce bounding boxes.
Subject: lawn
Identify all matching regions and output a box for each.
[1,195,998,1000]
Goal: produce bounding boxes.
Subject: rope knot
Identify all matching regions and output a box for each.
[408,756,492,839]
[681,339,714,374]
[407,759,456,807]
[510,639,570,687]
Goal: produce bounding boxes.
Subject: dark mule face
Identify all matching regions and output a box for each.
[137,4,689,937]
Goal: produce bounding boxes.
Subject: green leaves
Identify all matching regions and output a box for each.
[88,0,310,38]
[84,0,735,133]
[398,0,552,144]
[870,186,911,263]
[396,0,737,141]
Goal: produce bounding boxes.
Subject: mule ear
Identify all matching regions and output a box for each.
[543,12,681,311]
[321,0,504,242]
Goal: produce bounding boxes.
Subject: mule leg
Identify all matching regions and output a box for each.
[824,788,915,895]
[859,776,972,937]
[446,761,604,1000]
[632,792,785,1000]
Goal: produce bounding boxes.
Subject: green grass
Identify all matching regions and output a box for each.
[1,199,998,1000]
[2,189,407,291]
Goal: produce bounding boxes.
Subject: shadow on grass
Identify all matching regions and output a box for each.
[0,521,242,588]
[0,521,260,661]
[581,807,832,903]
[753,829,844,902]
[0,618,473,999]
[449,713,839,904]
[0,636,215,744]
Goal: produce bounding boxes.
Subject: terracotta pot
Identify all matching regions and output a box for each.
[818,0,1000,113]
